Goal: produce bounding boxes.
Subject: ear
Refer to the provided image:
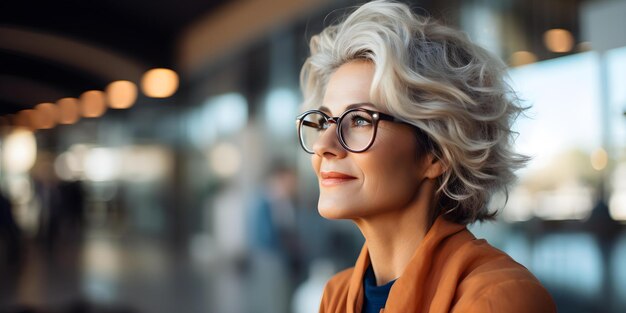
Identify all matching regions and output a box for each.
[423,154,446,180]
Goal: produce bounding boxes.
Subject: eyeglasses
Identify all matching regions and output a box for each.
[295,107,407,154]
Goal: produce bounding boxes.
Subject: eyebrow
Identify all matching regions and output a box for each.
[317,102,377,115]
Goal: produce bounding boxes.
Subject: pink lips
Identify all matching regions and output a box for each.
[320,171,357,187]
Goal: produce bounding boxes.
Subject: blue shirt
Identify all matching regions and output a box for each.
[362,266,396,313]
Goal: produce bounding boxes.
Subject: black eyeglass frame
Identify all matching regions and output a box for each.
[295,107,409,154]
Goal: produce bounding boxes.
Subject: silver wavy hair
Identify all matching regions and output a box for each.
[300,0,529,224]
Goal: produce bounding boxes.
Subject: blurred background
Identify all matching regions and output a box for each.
[0,0,625,312]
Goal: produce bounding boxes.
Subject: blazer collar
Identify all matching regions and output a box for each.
[346,216,468,313]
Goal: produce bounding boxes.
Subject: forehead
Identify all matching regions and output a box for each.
[321,60,377,115]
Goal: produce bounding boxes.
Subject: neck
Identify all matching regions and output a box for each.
[354,178,438,286]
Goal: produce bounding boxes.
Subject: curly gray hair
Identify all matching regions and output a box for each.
[300,0,529,224]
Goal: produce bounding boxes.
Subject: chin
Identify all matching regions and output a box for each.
[317,198,361,220]
[318,207,344,220]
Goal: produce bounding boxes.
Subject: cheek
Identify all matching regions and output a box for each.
[368,157,417,195]
[360,146,422,205]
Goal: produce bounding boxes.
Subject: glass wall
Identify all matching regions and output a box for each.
[1,0,625,312]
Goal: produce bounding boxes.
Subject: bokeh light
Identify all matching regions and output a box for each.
[106,80,137,109]
[15,110,37,131]
[35,102,59,129]
[590,148,608,171]
[209,142,241,178]
[2,127,37,174]
[57,97,81,125]
[84,147,120,182]
[80,90,107,118]
[544,28,574,53]
[141,68,179,98]
[510,51,538,67]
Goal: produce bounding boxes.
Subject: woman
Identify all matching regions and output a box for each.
[295,1,556,312]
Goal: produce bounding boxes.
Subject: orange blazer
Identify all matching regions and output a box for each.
[319,217,556,313]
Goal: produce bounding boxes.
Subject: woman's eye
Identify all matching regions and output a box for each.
[350,115,372,127]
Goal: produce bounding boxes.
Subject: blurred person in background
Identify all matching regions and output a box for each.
[296,1,556,312]
[246,160,303,313]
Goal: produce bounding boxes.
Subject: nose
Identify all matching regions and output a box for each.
[312,123,347,158]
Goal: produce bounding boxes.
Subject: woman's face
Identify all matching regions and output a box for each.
[311,60,435,220]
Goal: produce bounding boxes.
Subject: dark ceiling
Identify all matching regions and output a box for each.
[0,0,230,115]
[0,0,590,118]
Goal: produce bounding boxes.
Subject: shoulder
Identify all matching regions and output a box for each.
[452,278,556,313]
[449,236,556,313]
[319,268,353,312]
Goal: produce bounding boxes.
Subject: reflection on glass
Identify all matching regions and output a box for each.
[607,46,626,153]
[533,233,602,298]
[508,53,602,220]
[207,93,248,135]
[187,93,248,148]
[265,88,298,138]
[612,232,626,306]
[501,232,532,268]
[609,163,626,221]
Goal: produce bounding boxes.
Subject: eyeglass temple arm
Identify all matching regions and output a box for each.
[300,120,322,128]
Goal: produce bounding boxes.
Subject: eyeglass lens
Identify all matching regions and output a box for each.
[300,110,375,152]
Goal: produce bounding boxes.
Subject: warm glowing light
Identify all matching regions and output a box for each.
[80,90,107,118]
[543,29,574,53]
[590,148,608,171]
[2,127,37,174]
[57,97,80,125]
[209,142,241,178]
[15,110,37,130]
[106,80,137,109]
[510,51,537,67]
[27,109,49,130]
[35,102,59,129]
[141,68,179,98]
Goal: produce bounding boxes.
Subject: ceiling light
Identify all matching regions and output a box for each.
[57,97,80,125]
[35,102,59,129]
[80,90,107,118]
[544,28,574,53]
[141,68,179,98]
[106,80,137,109]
